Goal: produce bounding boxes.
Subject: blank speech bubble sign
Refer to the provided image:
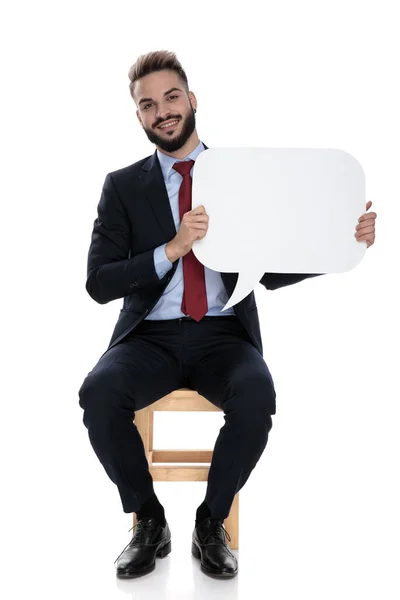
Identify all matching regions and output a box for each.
[191,147,366,311]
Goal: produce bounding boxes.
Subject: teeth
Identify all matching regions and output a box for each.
[160,120,178,129]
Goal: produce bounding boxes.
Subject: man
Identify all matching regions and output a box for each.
[78,50,377,580]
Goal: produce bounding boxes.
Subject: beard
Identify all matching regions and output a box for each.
[142,106,197,153]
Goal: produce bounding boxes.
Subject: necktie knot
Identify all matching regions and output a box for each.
[172,159,195,177]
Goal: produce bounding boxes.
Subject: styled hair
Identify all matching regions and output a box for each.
[128,50,189,103]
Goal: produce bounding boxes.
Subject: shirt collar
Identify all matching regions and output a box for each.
[157,140,205,182]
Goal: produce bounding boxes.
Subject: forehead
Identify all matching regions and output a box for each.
[135,70,181,97]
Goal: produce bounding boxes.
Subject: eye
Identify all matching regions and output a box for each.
[143,95,178,110]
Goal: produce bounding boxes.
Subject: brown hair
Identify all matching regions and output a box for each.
[128,50,189,103]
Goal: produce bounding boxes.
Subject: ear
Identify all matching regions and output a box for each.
[189,90,197,108]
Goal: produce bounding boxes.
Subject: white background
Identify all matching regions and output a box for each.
[1,0,399,598]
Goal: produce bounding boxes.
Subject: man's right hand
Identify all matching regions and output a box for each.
[166,205,209,262]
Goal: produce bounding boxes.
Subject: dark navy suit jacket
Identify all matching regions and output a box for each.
[85,143,324,360]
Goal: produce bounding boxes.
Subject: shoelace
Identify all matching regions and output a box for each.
[201,519,232,545]
[114,517,156,564]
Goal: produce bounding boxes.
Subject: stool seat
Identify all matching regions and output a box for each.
[133,388,239,549]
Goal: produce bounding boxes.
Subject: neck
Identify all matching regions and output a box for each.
[157,131,200,160]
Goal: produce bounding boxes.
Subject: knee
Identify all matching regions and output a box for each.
[257,373,276,418]
[241,375,276,420]
[78,372,96,411]
[78,371,119,423]
[246,405,273,433]
[228,392,273,429]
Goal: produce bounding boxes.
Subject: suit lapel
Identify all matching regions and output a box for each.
[139,142,209,241]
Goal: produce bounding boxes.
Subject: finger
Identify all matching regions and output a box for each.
[191,223,208,229]
[187,215,208,222]
[356,223,375,232]
[355,228,374,239]
[358,212,377,223]
[357,233,375,248]
[356,233,375,243]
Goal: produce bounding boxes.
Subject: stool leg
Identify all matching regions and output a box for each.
[148,408,154,454]
[135,407,151,462]
[224,493,239,550]
[133,407,152,528]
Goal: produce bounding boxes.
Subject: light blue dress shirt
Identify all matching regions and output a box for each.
[145,140,235,320]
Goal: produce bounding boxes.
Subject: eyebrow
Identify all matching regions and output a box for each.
[138,87,183,106]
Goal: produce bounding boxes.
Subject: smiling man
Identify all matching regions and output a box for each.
[135,71,198,158]
[78,49,377,581]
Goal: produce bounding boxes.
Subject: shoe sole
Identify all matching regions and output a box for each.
[116,539,171,579]
[191,541,238,578]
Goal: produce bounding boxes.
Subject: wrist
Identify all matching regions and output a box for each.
[165,241,181,263]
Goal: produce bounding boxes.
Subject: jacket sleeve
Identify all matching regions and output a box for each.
[260,272,325,290]
[85,173,169,304]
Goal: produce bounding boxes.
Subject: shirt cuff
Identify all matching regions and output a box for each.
[153,243,174,279]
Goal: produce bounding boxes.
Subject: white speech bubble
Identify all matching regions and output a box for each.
[191,147,366,311]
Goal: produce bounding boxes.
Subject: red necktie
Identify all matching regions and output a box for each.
[172,159,208,322]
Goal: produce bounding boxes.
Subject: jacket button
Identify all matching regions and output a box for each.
[129,282,138,288]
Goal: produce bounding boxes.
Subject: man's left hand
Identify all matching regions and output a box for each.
[355,201,377,248]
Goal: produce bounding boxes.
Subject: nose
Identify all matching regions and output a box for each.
[156,104,176,123]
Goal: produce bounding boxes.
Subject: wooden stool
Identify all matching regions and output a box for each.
[133,388,239,550]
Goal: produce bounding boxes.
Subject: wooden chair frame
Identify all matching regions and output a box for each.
[133,388,239,549]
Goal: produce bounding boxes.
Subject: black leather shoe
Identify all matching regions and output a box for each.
[192,517,238,578]
[114,516,171,578]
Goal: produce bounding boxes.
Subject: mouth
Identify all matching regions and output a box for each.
[158,119,180,131]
